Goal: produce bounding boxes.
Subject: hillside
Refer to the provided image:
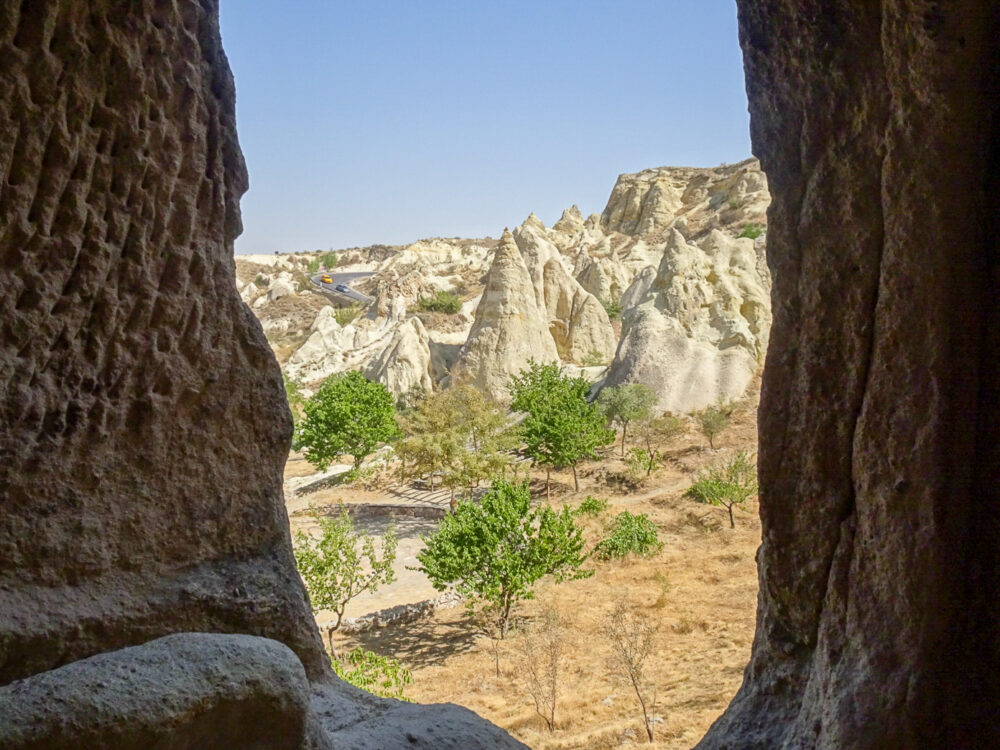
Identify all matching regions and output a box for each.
[236,158,770,413]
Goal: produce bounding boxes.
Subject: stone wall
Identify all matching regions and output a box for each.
[698,2,1000,747]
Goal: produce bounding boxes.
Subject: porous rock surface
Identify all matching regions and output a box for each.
[0,633,324,750]
[0,3,526,748]
[698,2,1000,748]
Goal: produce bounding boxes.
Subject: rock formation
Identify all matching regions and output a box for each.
[698,2,1000,748]
[365,316,434,398]
[604,228,770,413]
[513,215,617,364]
[0,3,525,747]
[451,229,559,399]
[601,158,769,238]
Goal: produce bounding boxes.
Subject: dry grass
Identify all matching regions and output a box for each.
[307,387,763,749]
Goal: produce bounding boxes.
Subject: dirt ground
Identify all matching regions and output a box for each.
[284,393,761,749]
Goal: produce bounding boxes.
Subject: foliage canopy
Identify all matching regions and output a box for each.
[295,371,398,471]
[416,479,591,637]
[597,383,658,456]
[509,361,614,493]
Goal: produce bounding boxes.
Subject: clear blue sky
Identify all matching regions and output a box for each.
[220,1,750,254]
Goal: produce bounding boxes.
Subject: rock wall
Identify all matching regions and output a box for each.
[698,2,1000,748]
[0,0,325,684]
[0,3,525,747]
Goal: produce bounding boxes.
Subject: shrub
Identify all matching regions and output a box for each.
[333,647,412,700]
[576,495,609,516]
[254,274,268,287]
[418,290,463,314]
[334,305,361,326]
[602,297,622,320]
[685,450,758,528]
[595,511,663,561]
[307,258,320,274]
[738,223,764,240]
[581,349,607,367]
[321,251,338,269]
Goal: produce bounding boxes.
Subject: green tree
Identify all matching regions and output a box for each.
[415,479,591,638]
[596,383,658,457]
[320,251,338,269]
[696,402,733,450]
[293,507,397,650]
[295,371,399,473]
[685,450,758,528]
[396,385,512,505]
[509,361,614,496]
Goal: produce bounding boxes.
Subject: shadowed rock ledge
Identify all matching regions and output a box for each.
[0,2,524,747]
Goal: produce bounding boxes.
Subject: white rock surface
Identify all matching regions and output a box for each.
[365,317,434,398]
[452,229,559,400]
[513,216,617,364]
[604,228,771,413]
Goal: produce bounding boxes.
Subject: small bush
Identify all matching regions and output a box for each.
[333,647,412,700]
[602,298,622,321]
[581,350,608,367]
[576,495,609,517]
[738,223,764,240]
[307,258,320,274]
[254,274,268,288]
[334,306,361,326]
[321,251,338,269]
[685,450,758,528]
[624,446,659,479]
[418,290,463,314]
[595,511,663,560]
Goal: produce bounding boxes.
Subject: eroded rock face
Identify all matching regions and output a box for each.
[0,634,322,750]
[699,2,1000,748]
[605,229,770,413]
[452,229,559,399]
[0,3,526,748]
[0,0,325,684]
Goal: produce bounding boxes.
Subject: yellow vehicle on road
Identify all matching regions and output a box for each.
[320,274,333,284]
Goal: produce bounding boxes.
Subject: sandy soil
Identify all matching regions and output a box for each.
[283,392,761,748]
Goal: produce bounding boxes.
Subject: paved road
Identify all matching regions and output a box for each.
[310,271,373,304]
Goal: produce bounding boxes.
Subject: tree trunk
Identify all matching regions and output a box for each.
[728,504,735,529]
[621,423,628,457]
[572,464,579,492]
[546,468,551,502]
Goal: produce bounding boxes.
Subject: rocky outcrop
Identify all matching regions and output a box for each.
[452,229,559,399]
[601,158,769,238]
[0,634,322,750]
[605,229,769,413]
[698,2,1000,748]
[514,215,617,364]
[0,3,525,748]
[365,317,434,398]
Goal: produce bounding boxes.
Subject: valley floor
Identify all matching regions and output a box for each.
[284,397,761,749]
